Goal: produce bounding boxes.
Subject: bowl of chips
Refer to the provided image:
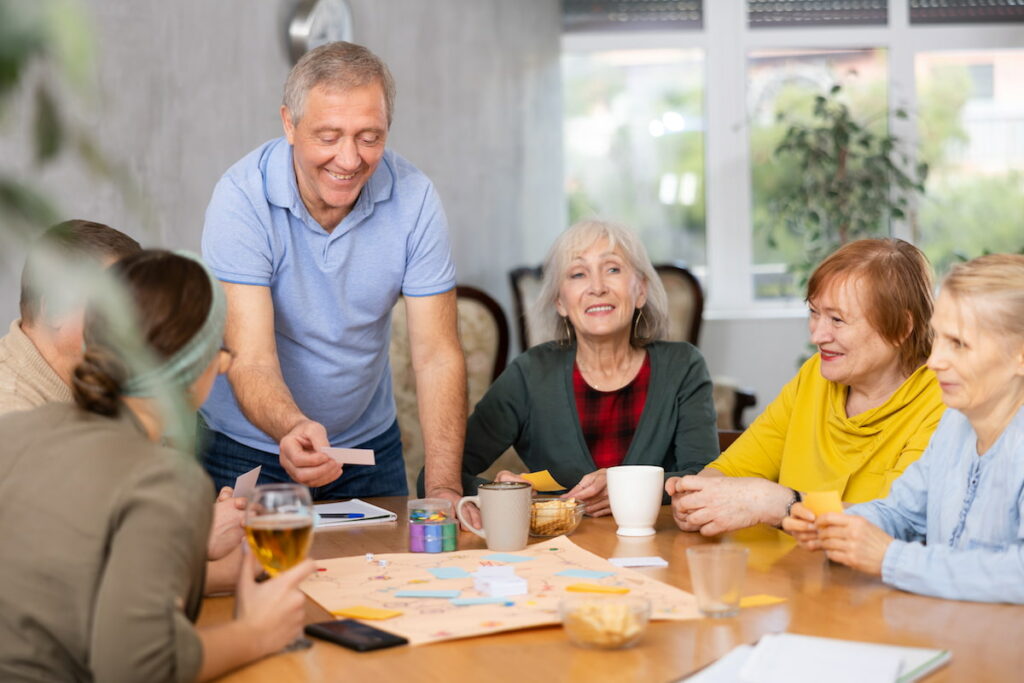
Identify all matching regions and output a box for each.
[560,595,650,649]
[530,497,585,537]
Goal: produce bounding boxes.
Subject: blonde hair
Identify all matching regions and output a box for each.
[531,220,668,347]
[940,253,1024,342]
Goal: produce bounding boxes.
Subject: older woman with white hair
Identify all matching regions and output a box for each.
[784,254,1024,602]
[459,220,718,516]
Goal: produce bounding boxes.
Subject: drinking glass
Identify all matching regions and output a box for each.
[686,545,748,618]
[244,483,315,650]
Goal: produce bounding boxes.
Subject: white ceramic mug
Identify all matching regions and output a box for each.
[606,465,664,537]
[456,481,532,551]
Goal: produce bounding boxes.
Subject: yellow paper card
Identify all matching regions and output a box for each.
[331,605,403,620]
[802,490,844,517]
[521,469,565,492]
[740,594,787,608]
[565,583,630,594]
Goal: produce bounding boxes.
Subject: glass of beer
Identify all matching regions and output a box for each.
[244,483,315,650]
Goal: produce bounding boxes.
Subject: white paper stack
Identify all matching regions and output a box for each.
[472,565,528,597]
[683,633,950,683]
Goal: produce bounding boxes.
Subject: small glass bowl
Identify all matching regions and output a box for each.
[559,595,651,649]
[529,497,585,537]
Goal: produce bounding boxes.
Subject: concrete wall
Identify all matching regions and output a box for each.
[0,0,563,321]
[701,316,810,421]
[0,0,802,408]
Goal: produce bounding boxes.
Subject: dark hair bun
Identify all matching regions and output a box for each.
[72,348,127,416]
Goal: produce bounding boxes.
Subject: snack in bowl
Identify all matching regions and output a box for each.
[530,497,585,537]
[560,595,650,649]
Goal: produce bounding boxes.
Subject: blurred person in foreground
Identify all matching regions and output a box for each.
[0,219,140,414]
[669,239,945,535]
[784,254,1024,602]
[0,220,247,590]
[458,220,718,515]
[0,250,313,681]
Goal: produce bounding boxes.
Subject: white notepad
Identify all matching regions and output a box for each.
[683,633,950,683]
[314,498,397,529]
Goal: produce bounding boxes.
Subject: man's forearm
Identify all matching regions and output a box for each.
[417,352,467,496]
[228,364,308,442]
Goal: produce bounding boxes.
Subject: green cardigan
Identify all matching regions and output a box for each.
[461,341,719,496]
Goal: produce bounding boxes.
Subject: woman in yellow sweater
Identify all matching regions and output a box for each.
[668,239,945,535]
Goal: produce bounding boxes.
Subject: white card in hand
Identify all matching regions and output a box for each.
[322,448,375,465]
[608,556,669,568]
[232,465,261,499]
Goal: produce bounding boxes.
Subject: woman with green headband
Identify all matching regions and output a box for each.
[0,250,313,681]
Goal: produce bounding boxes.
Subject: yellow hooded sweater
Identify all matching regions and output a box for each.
[708,354,944,503]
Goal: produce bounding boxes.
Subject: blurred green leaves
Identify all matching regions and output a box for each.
[768,84,927,288]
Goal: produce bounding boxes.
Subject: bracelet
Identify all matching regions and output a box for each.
[785,488,803,518]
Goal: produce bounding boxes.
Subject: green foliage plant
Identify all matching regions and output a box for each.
[769,84,929,286]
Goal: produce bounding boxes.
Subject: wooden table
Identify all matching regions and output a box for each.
[201,498,1024,681]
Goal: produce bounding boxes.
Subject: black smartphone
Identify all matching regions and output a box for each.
[304,619,409,652]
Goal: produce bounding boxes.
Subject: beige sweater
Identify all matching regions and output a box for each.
[0,319,72,416]
[0,403,212,682]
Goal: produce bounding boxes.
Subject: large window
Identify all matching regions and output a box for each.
[749,48,889,298]
[562,3,1024,317]
[563,49,706,268]
[915,49,1024,276]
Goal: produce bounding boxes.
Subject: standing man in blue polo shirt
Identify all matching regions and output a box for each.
[200,42,467,509]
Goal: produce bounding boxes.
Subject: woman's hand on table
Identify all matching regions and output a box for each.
[782,502,823,550]
[207,487,247,561]
[666,476,795,536]
[817,514,893,576]
[234,547,315,655]
[564,469,610,517]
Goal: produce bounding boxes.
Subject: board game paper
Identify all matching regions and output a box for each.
[301,535,700,645]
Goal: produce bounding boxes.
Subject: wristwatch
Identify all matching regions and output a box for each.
[785,489,803,518]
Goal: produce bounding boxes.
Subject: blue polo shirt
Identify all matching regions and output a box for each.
[200,137,455,453]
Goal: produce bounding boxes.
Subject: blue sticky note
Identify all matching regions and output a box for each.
[428,567,471,580]
[556,569,615,579]
[482,553,533,563]
[394,590,462,599]
[451,597,515,606]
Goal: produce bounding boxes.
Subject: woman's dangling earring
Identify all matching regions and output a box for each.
[633,308,646,340]
[563,316,572,341]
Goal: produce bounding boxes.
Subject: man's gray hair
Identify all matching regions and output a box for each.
[283,42,396,126]
[531,219,669,348]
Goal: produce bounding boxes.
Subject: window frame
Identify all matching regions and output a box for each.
[562,2,1024,319]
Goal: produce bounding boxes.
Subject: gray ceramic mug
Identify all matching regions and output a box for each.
[456,481,532,551]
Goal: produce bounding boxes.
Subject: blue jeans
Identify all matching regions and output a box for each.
[199,419,408,501]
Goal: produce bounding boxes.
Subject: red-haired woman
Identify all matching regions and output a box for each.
[669,239,945,535]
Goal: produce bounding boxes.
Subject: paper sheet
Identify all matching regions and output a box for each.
[739,594,787,608]
[608,556,669,568]
[301,536,700,645]
[232,466,261,499]
[520,469,566,492]
[802,491,845,517]
[323,447,376,465]
[331,605,403,620]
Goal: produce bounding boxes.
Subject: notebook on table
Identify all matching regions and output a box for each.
[314,499,398,529]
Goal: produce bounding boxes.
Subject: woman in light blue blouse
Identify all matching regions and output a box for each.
[783,253,1024,603]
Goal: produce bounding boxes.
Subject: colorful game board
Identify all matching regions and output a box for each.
[301,535,700,645]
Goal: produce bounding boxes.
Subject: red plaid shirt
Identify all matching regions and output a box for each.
[572,353,651,469]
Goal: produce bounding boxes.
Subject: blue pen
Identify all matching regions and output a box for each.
[319,512,365,519]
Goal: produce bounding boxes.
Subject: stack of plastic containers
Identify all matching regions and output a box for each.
[407,498,457,552]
